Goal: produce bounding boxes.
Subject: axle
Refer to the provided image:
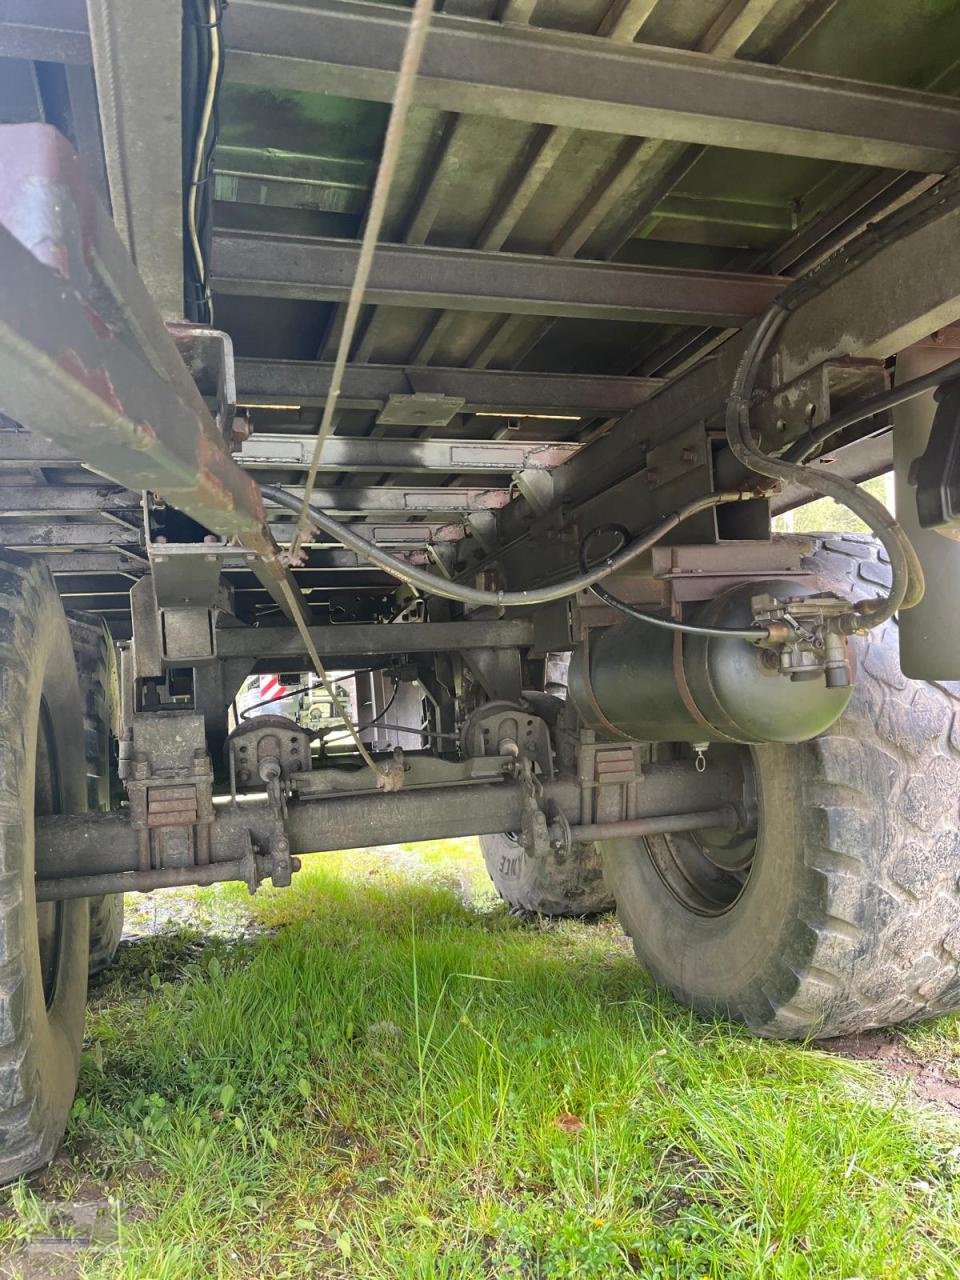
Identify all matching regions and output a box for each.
[34,762,736,900]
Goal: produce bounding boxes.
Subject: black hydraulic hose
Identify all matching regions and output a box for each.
[720,173,960,624]
[579,525,769,640]
[363,678,399,729]
[260,485,754,609]
[724,302,924,627]
[783,353,960,465]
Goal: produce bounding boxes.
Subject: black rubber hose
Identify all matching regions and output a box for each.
[724,303,924,627]
[260,485,754,609]
[579,525,769,640]
[783,353,960,465]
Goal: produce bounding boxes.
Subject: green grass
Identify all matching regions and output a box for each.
[10,845,960,1278]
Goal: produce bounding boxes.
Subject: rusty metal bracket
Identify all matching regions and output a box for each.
[753,357,890,449]
[0,124,307,627]
[118,713,215,872]
[576,736,646,827]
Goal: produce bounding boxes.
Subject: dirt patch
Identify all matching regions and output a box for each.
[824,1029,960,1113]
[0,1157,118,1280]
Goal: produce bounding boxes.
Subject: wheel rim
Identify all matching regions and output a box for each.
[34,698,65,1007]
[640,745,759,917]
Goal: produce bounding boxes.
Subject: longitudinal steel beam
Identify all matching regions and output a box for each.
[0,126,308,625]
[213,233,788,328]
[217,618,535,661]
[777,174,960,381]
[772,433,893,515]
[85,0,184,319]
[235,359,662,415]
[222,0,960,172]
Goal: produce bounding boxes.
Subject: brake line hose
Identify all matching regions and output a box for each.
[579,525,770,639]
[260,484,756,609]
[724,303,925,628]
[782,353,960,466]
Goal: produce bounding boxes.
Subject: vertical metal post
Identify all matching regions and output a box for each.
[894,331,960,679]
[86,0,184,318]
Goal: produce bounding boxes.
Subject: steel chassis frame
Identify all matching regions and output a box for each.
[1,3,960,899]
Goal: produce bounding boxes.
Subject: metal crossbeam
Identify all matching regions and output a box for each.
[0,487,141,514]
[0,483,508,518]
[269,486,510,516]
[235,359,662,415]
[213,233,788,328]
[0,1,90,64]
[0,434,579,473]
[138,543,415,571]
[0,523,143,548]
[478,175,960,557]
[36,553,147,574]
[237,435,579,472]
[1,519,463,550]
[268,522,463,547]
[221,0,960,172]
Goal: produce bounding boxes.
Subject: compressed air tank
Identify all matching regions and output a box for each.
[567,580,853,744]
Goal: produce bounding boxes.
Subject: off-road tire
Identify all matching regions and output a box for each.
[604,533,960,1039]
[479,832,614,917]
[0,553,89,1180]
[69,617,123,979]
[86,895,123,980]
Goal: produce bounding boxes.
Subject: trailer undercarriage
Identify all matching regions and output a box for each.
[0,0,959,1179]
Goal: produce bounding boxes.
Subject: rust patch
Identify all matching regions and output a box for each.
[56,349,124,417]
[0,126,104,276]
[82,301,114,342]
[194,431,244,513]
[130,421,159,450]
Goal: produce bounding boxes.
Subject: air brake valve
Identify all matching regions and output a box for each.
[751,592,855,688]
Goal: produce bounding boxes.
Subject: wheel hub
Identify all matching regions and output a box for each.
[641,745,758,916]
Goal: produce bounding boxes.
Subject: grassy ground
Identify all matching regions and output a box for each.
[3,840,960,1279]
